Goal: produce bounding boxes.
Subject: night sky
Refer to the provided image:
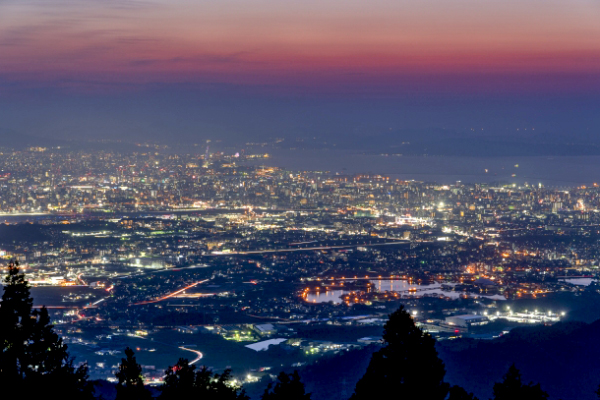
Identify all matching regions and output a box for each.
[1,0,599,145]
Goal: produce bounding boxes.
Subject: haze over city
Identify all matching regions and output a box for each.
[1,0,599,148]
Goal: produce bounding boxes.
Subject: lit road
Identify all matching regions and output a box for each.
[117,263,211,279]
[0,212,50,216]
[77,273,88,286]
[179,346,203,364]
[209,240,410,255]
[84,296,108,309]
[132,279,210,305]
[130,334,204,365]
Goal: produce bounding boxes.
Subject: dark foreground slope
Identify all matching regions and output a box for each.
[97,320,600,400]
[271,320,600,400]
[440,320,600,400]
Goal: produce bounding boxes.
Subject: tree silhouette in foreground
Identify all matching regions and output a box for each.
[159,358,249,400]
[351,305,449,400]
[26,306,94,398]
[115,347,152,400]
[261,370,311,400]
[0,261,94,399]
[0,261,33,387]
[492,364,548,400]
[448,385,479,400]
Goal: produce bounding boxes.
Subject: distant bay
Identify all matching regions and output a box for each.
[250,149,600,186]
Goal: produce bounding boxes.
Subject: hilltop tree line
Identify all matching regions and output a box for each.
[0,261,593,399]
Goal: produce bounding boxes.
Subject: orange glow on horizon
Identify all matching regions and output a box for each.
[1,0,599,92]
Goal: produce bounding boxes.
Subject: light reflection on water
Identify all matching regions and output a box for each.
[306,290,347,304]
[372,280,460,299]
[305,279,505,303]
[373,280,505,301]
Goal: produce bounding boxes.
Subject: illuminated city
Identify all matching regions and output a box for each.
[1,144,600,397]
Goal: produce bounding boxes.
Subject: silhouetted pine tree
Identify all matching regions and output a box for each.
[448,385,479,400]
[115,347,152,400]
[351,305,449,400]
[0,261,34,387]
[197,367,248,400]
[26,306,94,399]
[159,358,248,400]
[0,261,94,399]
[261,371,311,400]
[492,364,548,400]
[160,358,197,399]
